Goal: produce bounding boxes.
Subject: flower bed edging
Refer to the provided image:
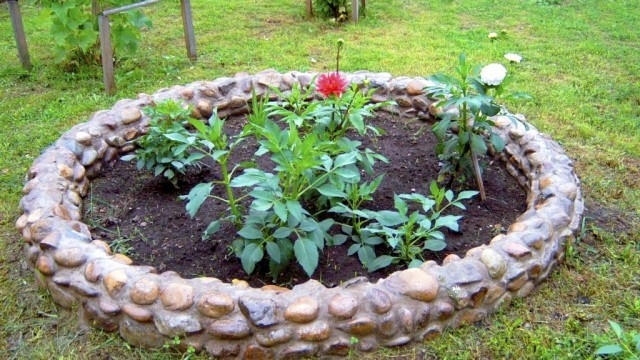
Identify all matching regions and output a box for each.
[16,69,584,359]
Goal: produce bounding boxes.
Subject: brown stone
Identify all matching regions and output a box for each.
[507,273,529,291]
[480,248,507,279]
[437,301,455,320]
[119,317,166,348]
[39,231,61,250]
[328,293,358,319]
[205,341,241,358]
[121,107,142,124]
[84,260,101,282]
[130,278,160,305]
[423,325,442,340]
[502,242,532,259]
[58,164,74,179]
[53,247,87,267]
[260,284,289,293]
[383,268,439,302]
[470,286,488,308]
[36,255,56,275]
[377,312,399,337]
[99,299,121,315]
[297,321,331,341]
[284,296,319,323]
[103,269,128,296]
[243,344,274,360]
[369,288,392,314]
[113,253,133,265]
[122,304,154,322]
[406,79,426,95]
[91,239,112,254]
[197,291,235,318]
[338,317,376,336]
[256,328,293,347]
[160,283,195,311]
[208,319,252,340]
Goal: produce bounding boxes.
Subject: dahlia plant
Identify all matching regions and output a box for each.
[425,53,531,200]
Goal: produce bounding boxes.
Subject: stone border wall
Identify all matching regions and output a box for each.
[16,70,584,359]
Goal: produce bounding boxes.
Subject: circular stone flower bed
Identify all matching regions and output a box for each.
[16,70,584,359]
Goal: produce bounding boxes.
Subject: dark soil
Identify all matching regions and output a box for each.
[84,113,526,288]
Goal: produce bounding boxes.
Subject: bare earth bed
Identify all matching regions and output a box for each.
[84,112,527,288]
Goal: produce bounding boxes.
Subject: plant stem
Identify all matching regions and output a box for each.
[471,150,486,201]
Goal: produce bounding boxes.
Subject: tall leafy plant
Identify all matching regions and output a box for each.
[425,54,531,200]
[40,0,151,65]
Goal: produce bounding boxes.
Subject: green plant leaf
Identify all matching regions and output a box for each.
[368,255,394,272]
[470,133,488,155]
[265,241,281,263]
[357,246,376,267]
[294,238,319,277]
[240,243,263,274]
[594,344,623,356]
[273,226,292,239]
[317,183,347,198]
[375,210,407,227]
[334,151,358,168]
[238,225,264,240]
[332,234,348,246]
[424,239,447,251]
[608,320,623,339]
[202,220,220,240]
[273,201,288,223]
[435,215,463,231]
[185,182,213,218]
[286,200,304,224]
[408,258,423,268]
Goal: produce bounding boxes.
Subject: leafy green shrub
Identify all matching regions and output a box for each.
[121,100,204,188]
[40,0,151,65]
[313,0,350,21]
[425,53,531,201]
[594,320,640,359]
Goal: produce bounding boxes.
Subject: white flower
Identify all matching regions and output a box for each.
[480,63,507,86]
[488,32,498,39]
[504,53,523,63]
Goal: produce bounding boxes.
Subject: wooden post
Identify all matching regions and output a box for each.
[6,0,31,70]
[98,14,115,94]
[306,0,312,17]
[180,0,197,61]
[351,0,359,22]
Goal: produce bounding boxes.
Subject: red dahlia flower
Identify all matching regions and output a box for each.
[316,72,349,98]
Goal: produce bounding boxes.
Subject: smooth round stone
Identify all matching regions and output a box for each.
[53,247,87,267]
[36,255,56,275]
[369,288,392,314]
[99,299,121,314]
[91,239,112,254]
[160,283,195,311]
[337,316,376,336]
[84,260,100,282]
[120,108,142,124]
[58,164,74,179]
[502,242,532,259]
[104,269,128,296]
[113,253,133,265]
[284,296,319,323]
[39,231,61,250]
[297,321,331,341]
[480,248,507,279]
[122,304,154,322]
[130,278,160,305]
[155,313,202,336]
[75,131,92,145]
[383,268,439,302]
[197,291,235,318]
[208,319,252,340]
[27,208,45,223]
[406,79,427,95]
[256,328,293,347]
[328,293,358,319]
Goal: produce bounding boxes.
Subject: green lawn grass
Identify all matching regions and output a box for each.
[1,0,638,358]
